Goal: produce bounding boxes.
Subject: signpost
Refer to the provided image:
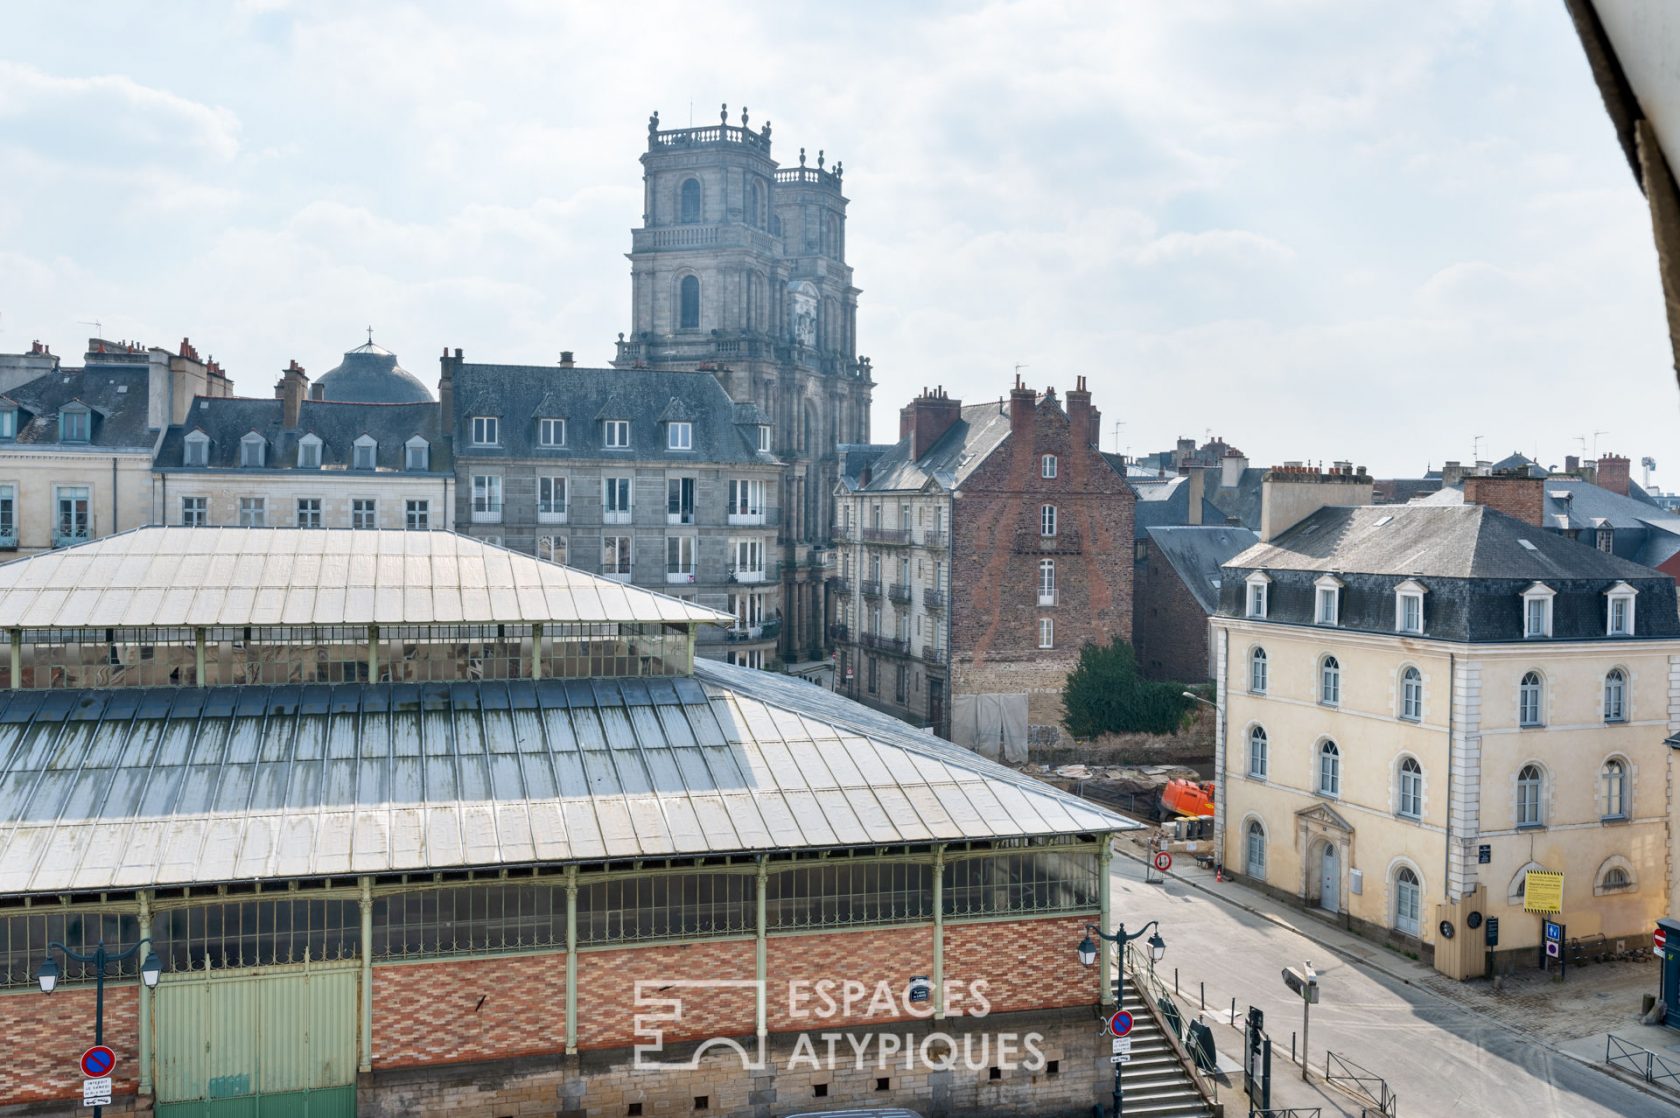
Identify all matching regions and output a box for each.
[1282,962,1319,1081]
[1111,1036,1133,1064]
[82,1078,112,1109]
[1107,1009,1134,1038]
[1656,926,1668,959]
[1543,918,1567,978]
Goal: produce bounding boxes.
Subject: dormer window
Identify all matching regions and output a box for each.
[1394,579,1427,635]
[183,430,210,467]
[296,433,322,469]
[0,407,17,440]
[1245,573,1270,619]
[353,434,377,470]
[240,432,266,468]
[756,425,771,452]
[539,418,566,448]
[668,421,692,450]
[604,419,631,448]
[1314,574,1343,626]
[405,436,429,471]
[59,404,90,443]
[1522,582,1555,638]
[1605,581,1637,636]
[472,416,499,447]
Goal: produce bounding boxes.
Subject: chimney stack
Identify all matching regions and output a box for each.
[275,360,309,429]
[1596,453,1631,496]
[559,350,575,368]
[1259,463,1375,542]
[1007,375,1037,442]
[1064,375,1093,449]
[1440,460,1467,488]
[1185,467,1208,525]
[439,347,461,429]
[1564,454,1581,474]
[1221,448,1249,489]
[904,385,963,460]
[1462,472,1545,527]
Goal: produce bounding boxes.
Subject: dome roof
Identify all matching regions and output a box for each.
[312,340,433,404]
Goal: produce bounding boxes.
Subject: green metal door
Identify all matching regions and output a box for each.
[154,962,358,1118]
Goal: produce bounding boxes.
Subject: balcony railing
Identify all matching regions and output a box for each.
[921,530,949,549]
[861,579,883,598]
[833,523,859,543]
[728,563,779,584]
[53,527,90,549]
[0,531,17,550]
[924,586,947,610]
[828,623,850,642]
[859,632,909,655]
[862,527,911,545]
[666,566,698,586]
[922,645,947,665]
[831,576,852,594]
[725,618,781,643]
[888,583,912,605]
[1013,528,1083,554]
[1037,589,1057,607]
[727,507,780,527]
[667,509,696,525]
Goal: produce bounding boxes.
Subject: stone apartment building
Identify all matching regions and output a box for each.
[445,352,786,668]
[0,337,231,553]
[1213,467,1680,978]
[613,105,874,665]
[834,378,1135,755]
[150,348,453,532]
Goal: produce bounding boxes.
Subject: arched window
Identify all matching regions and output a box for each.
[1397,757,1422,819]
[1518,671,1543,727]
[679,275,700,329]
[1399,667,1422,721]
[1245,819,1267,877]
[749,180,763,228]
[1318,741,1341,797]
[679,177,701,223]
[1597,860,1635,895]
[1394,867,1421,936]
[1249,647,1268,694]
[1603,669,1627,723]
[1319,656,1340,706]
[1517,764,1543,827]
[1247,726,1268,779]
[1601,758,1628,819]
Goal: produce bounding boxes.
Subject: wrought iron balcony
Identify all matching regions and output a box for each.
[921,645,947,665]
[828,623,850,642]
[861,579,883,598]
[1012,528,1083,554]
[887,583,912,605]
[831,575,852,594]
[861,527,911,545]
[859,632,909,655]
[924,586,947,611]
[921,530,949,549]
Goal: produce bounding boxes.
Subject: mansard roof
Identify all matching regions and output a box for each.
[5,364,153,450]
[155,395,449,472]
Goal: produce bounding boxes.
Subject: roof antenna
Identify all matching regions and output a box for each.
[367,325,374,345]
[78,319,102,339]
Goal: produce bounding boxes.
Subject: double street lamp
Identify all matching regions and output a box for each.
[1079,921,1166,1118]
[39,940,163,1118]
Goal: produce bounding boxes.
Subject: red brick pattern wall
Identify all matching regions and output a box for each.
[944,916,1101,1015]
[372,953,569,1069]
[574,939,757,1050]
[1133,537,1214,682]
[766,925,934,1031]
[0,986,138,1105]
[1461,475,1545,527]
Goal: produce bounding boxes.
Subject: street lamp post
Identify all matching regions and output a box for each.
[38,940,162,1117]
[1078,921,1166,1118]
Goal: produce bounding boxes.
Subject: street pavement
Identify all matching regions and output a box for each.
[1108,849,1680,1117]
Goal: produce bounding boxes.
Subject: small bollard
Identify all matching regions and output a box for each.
[1200,980,1205,1010]
[1230,997,1237,1025]
[1291,1031,1297,1064]
[1174,967,1180,995]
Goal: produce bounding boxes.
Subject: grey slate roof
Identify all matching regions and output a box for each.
[1146,525,1260,613]
[312,341,433,404]
[4,363,154,450]
[155,395,448,473]
[0,658,1132,895]
[452,365,775,464]
[1128,476,1226,539]
[836,402,1015,494]
[1416,480,1680,570]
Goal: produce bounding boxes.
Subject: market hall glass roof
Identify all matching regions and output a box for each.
[0,529,1133,896]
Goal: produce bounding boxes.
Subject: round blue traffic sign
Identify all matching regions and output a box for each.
[81,1045,115,1078]
[1108,1010,1134,1038]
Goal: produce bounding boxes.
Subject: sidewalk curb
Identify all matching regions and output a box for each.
[1114,843,1680,1111]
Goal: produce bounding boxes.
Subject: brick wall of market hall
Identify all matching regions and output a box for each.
[0,985,140,1107]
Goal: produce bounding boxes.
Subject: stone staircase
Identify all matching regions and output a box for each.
[1109,977,1215,1118]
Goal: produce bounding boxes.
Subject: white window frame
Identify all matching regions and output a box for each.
[1518,670,1544,727]
[1397,757,1423,819]
[405,436,429,471]
[405,499,430,531]
[184,431,210,467]
[54,485,91,545]
[1245,820,1266,877]
[181,496,208,527]
[238,496,266,528]
[472,416,499,446]
[1516,764,1544,827]
[728,479,765,524]
[539,476,568,523]
[1314,574,1343,626]
[1603,668,1627,723]
[731,538,766,582]
[1038,617,1054,649]
[352,435,377,470]
[601,535,632,581]
[603,476,633,524]
[666,535,698,583]
[471,474,503,523]
[756,425,771,452]
[1247,726,1268,779]
[297,433,322,469]
[1249,647,1267,694]
[295,497,322,529]
[1245,573,1270,619]
[667,421,693,450]
[538,418,566,448]
[1319,655,1340,706]
[604,419,631,448]
[351,498,378,530]
[1522,582,1554,638]
[1318,740,1341,797]
[537,535,565,564]
[1399,666,1423,721]
[1605,581,1637,637]
[240,433,265,468]
[1394,579,1426,634]
[1040,504,1057,538]
[1038,559,1056,607]
[1601,757,1629,820]
[0,408,16,440]
[1041,454,1057,479]
[1394,868,1421,936]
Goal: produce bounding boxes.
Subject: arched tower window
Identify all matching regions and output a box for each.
[679,275,700,330]
[679,178,701,224]
[749,180,763,228]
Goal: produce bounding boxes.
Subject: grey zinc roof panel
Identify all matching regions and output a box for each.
[0,665,1132,894]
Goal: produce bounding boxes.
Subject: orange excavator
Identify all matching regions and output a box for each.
[1160,778,1215,819]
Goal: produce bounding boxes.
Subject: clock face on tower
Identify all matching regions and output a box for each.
[789,280,819,348]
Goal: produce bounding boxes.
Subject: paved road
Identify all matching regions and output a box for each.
[1109,855,1680,1117]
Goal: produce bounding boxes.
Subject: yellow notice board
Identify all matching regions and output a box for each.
[1523,870,1564,914]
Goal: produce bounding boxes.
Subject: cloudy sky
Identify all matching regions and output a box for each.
[2,1,1672,479]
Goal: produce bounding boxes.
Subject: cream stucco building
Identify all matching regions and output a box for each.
[1212,471,1680,978]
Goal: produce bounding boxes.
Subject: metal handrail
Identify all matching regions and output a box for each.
[1124,940,1220,1107]
[1608,1033,1680,1092]
[1252,1110,1321,1118]
[1325,1051,1397,1116]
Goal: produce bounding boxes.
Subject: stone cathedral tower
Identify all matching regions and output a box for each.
[614,104,874,664]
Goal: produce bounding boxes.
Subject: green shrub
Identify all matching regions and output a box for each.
[1061,638,1193,737]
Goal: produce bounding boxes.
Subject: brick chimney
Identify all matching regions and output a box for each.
[1596,453,1631,496]
[1064,375,1093,449]
[275,360,309,429]
[559,350,575,368]
[439,347,462,429]
[1462,472,1545,527]
[1008,375,1037,442]
[904,385,963,460]
[1259,463,1375,542]
[1564,454,1581,474]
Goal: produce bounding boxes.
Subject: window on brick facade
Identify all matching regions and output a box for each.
[1038,618,1054,648]
[1041,454,1057,479]
[1038,559,1055,606]
[1040,504,1057,537]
